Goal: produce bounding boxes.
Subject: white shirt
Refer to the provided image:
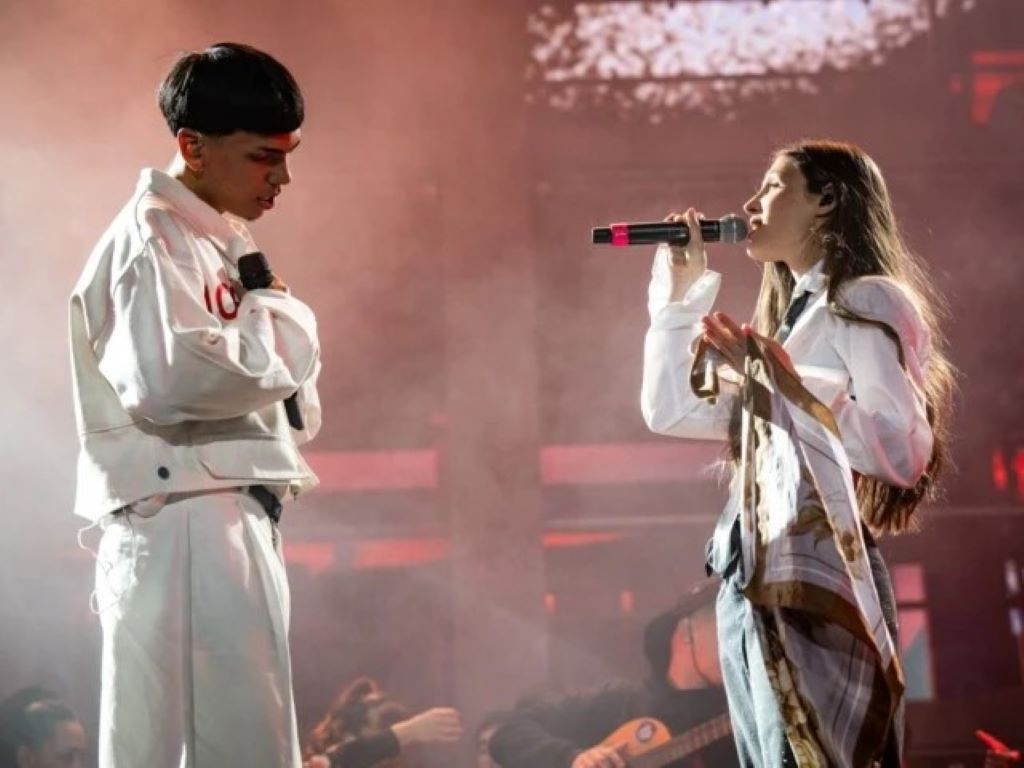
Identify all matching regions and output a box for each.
[641,249,932,489]
[69,169,322,520]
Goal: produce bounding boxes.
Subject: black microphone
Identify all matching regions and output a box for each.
[592,214,748,247]
[237,252,305,431]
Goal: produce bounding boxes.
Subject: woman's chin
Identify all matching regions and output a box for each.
[745,245,773,264]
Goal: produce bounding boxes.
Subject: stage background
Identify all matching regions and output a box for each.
[1,1,1022,764]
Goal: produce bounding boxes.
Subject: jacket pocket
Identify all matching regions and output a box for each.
[196,438,308,481]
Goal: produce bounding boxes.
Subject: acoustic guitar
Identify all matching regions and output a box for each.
[598,713,732,767]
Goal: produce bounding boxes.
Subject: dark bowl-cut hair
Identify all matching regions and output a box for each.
[158,42,304,136]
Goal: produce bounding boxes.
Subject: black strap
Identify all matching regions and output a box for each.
[776,290,812,343]
[248,485,283,525]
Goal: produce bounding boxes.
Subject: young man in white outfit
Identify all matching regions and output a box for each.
[68,43,321,767]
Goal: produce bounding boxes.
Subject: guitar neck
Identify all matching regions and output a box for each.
[628,713,732,768]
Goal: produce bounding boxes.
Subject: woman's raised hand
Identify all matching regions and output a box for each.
[699,313,798,378]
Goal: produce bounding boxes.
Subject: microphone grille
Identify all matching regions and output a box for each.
[719,214,749,244]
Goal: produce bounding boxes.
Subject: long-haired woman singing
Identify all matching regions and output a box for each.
[642,140,955,767]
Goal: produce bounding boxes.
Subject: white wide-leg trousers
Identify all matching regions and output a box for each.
[95,490,300,768]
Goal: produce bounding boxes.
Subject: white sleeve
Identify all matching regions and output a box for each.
[97,238,321,425]
[641,247,734,440]
[824,279,933,488]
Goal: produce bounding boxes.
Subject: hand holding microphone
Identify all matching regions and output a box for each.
[661,208,712,296]
[592,208,746,295]
[663,207,711,272]
[591,210,748,249]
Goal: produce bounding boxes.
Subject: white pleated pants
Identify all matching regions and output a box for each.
[95,490,301,768]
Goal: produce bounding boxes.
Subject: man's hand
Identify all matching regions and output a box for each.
[230,274,289,297]
[391,707,463,746]
[571,745,627,768]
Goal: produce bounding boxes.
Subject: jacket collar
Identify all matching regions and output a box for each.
[782,259,829,346]
[792,258,828,298]
[138,169,256,263]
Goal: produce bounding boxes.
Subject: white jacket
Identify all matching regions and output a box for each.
[69,169,322,521]
[642,251,933,490]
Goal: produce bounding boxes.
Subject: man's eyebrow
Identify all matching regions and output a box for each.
[254,139,301,154]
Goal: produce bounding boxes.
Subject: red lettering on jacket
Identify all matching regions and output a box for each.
[216,283,240,320]
[204,282,240,321]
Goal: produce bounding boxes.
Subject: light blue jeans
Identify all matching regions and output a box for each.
[712,536,900,767]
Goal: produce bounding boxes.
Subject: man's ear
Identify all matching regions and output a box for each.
[176,128,204,172]
[818,182,837,215]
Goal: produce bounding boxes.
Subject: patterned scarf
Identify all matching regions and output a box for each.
[692,336,904,767]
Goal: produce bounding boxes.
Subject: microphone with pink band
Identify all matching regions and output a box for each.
[592,214,748,247]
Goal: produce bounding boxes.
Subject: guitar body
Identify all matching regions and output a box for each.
[597,713,733,767]
[600,718,672,758]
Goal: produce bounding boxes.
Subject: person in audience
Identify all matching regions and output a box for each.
[489,593,737,768]
[304,677,462,768]
[0,688,87,768]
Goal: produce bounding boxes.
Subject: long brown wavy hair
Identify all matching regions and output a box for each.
[739,140,956,534]
[305,677,409,759]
